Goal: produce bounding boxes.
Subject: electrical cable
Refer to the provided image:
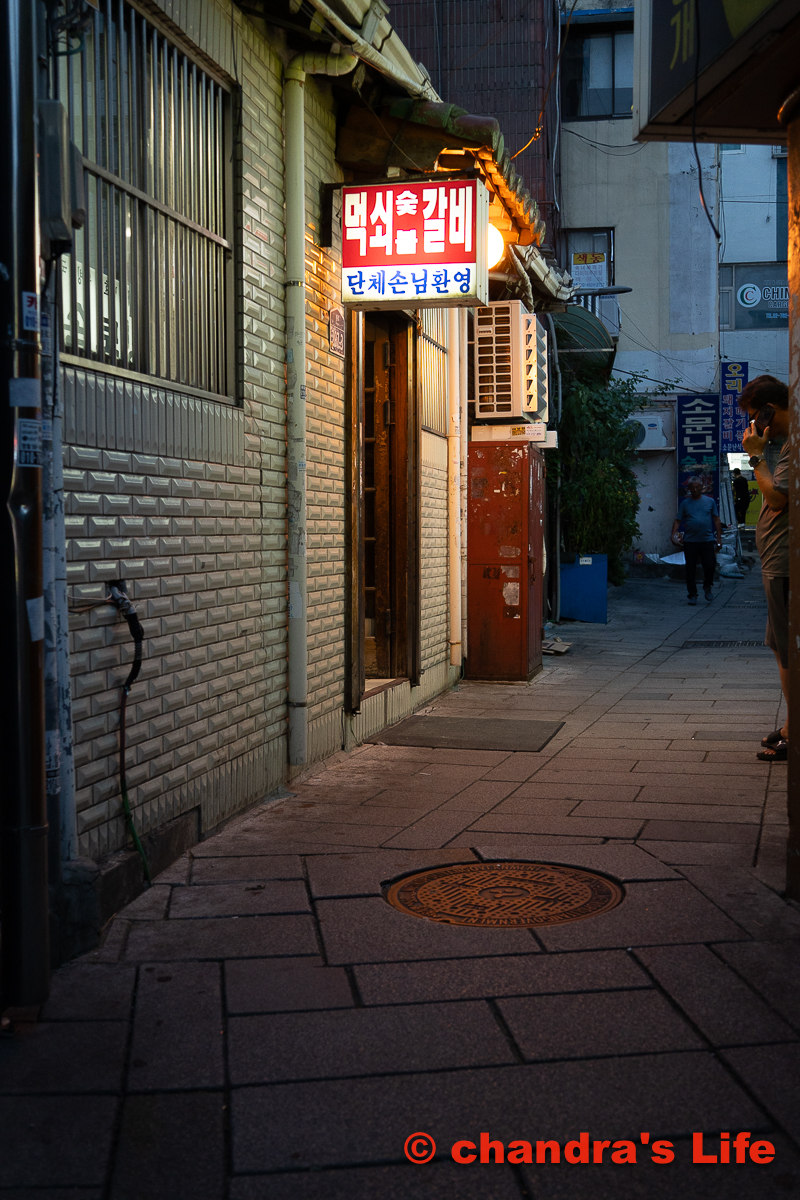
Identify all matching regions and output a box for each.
[563,128,647,155]
[691,0,721,240]
[511,0,579,159]
[109,585,151,885]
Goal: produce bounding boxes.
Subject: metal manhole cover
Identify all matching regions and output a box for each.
[384,861,623,928]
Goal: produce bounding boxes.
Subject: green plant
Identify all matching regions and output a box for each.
[551,371,643,586]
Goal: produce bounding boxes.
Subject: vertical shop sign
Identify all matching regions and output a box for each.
[676,393,720,502]
[720,360,749,454]
[341,178,488,309]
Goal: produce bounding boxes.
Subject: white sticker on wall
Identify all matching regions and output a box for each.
[26,596,44,642]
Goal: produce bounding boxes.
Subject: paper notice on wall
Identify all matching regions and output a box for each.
[571,252,607,289]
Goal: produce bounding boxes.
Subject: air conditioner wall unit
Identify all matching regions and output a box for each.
[628,416,669,450]
[474,301,549,423]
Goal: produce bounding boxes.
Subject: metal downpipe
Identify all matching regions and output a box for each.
[284,53,356,767]
[546,313,563,624]
[447,308,462,668]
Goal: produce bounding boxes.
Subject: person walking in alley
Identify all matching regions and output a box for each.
[731,467,753,525]
[671,478,723,605]
[740,375,791,762]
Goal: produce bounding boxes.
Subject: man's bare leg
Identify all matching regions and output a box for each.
[774,649,789,739]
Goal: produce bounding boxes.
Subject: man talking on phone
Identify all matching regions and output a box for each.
[740,375,791,762]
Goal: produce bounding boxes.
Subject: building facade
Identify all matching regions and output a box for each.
[38,0,567,948]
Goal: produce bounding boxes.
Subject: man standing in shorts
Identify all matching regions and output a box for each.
[740,375,790,762]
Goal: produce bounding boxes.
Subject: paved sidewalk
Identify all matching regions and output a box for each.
[2,571,799,1200]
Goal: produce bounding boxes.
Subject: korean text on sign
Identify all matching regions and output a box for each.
[341,179,485,306]
[720,361,749,455]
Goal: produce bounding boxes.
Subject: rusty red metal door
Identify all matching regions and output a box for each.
[466,440,544,681]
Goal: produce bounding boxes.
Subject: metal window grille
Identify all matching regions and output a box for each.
[54,0,231,397]
[419,308,448,434]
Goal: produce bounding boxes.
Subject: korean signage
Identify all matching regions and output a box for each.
[676,393,720,503]
[341,179,488,309]
[721,361,748,454]
[647,0,779,122]
[571,253,607,290]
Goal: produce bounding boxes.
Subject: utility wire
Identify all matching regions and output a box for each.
[692,0,721,240]
[511,0,579,159]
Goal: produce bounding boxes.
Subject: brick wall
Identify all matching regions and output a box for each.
[61,0,457,859]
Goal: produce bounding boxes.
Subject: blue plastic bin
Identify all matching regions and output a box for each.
[559,554,608,624]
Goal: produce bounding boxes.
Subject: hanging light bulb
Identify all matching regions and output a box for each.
[487,224,505,269]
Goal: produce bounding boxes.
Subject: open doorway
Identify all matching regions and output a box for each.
[361,314,418,685]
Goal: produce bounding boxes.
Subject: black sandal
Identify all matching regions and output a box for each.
[757,738,788,762]
[761,729,784,747]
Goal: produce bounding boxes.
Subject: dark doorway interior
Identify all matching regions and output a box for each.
[362,315,416,681]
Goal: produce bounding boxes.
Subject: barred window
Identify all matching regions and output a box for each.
[55,0,232,398]
[418,308,448,435]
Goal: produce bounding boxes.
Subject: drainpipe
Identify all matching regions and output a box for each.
[546,313,563,624]
[459,307,468,664]
[284,52,356,766]
[0,0,49,1005]
[447,308,462,668]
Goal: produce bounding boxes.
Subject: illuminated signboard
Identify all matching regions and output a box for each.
[341,178,489,309]
[721,361,748,455]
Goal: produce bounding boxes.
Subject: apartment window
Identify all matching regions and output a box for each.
[54,0,232,398]
[566,229,614,288]
[418,309,448,435]
[562,27,634,120]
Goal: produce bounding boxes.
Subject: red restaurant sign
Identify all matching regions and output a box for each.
[341,178,488,309]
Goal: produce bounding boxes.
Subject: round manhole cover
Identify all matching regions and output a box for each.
[385,861,623,927]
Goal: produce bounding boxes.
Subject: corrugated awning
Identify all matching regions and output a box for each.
[552,305,616,373]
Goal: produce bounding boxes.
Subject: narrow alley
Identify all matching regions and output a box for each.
[3,569,799,1199]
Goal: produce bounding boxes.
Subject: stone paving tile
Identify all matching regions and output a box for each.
[273,801,419,828]
[572,801,762,823]
[121,885,171,920]
[639,820,759,844]
[168,880,310,917]
[502,783,642,803]
[231,1054,763,1173]
[128,962,223,1090]
[229,1163,523,1200]
[467,814,646,838]
[712,941,800,1030]
[678,866,800,940]
[189,854,304,883]
[551,747,706,763]
[225,958,353,1014]
[0,1020,127,1094]
[306,849,478,898]
[382,815,477,849]
[568,737,672,750]
[498,989,702,1059]
[426,748,514,766]
[636,944,797,1046]
[636,783,765,804]
[316,897,539,964]
[262,821,405,847]
[446,832,605,852]
[473,842,679,880]
[360,790,453,810]
[519,1137,800,1200]
[355,949,649,1005]
[536,881,748,952]
[0,1096,116,1187]
[40,963,135,1021]
[479,753,556,781]
[110,1092,224,1200]
[228,1001,516,1083]
[123,915,318,961]
[434,781,519,810]
[723,1044,800,1142]
[190,831,314,858]
[153,853,190,885]
[636,840,756,866]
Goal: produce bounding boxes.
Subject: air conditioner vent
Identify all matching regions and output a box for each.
[473,301,549,422]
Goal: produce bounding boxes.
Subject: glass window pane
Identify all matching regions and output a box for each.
[613,31,633,114]
[719,266,733,286]
[585,35,613,116]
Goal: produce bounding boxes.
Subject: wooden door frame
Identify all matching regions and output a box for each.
[344,312,420,710]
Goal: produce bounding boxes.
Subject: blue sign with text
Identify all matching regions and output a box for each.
[721,361,749,454]
[677,392,720,504]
